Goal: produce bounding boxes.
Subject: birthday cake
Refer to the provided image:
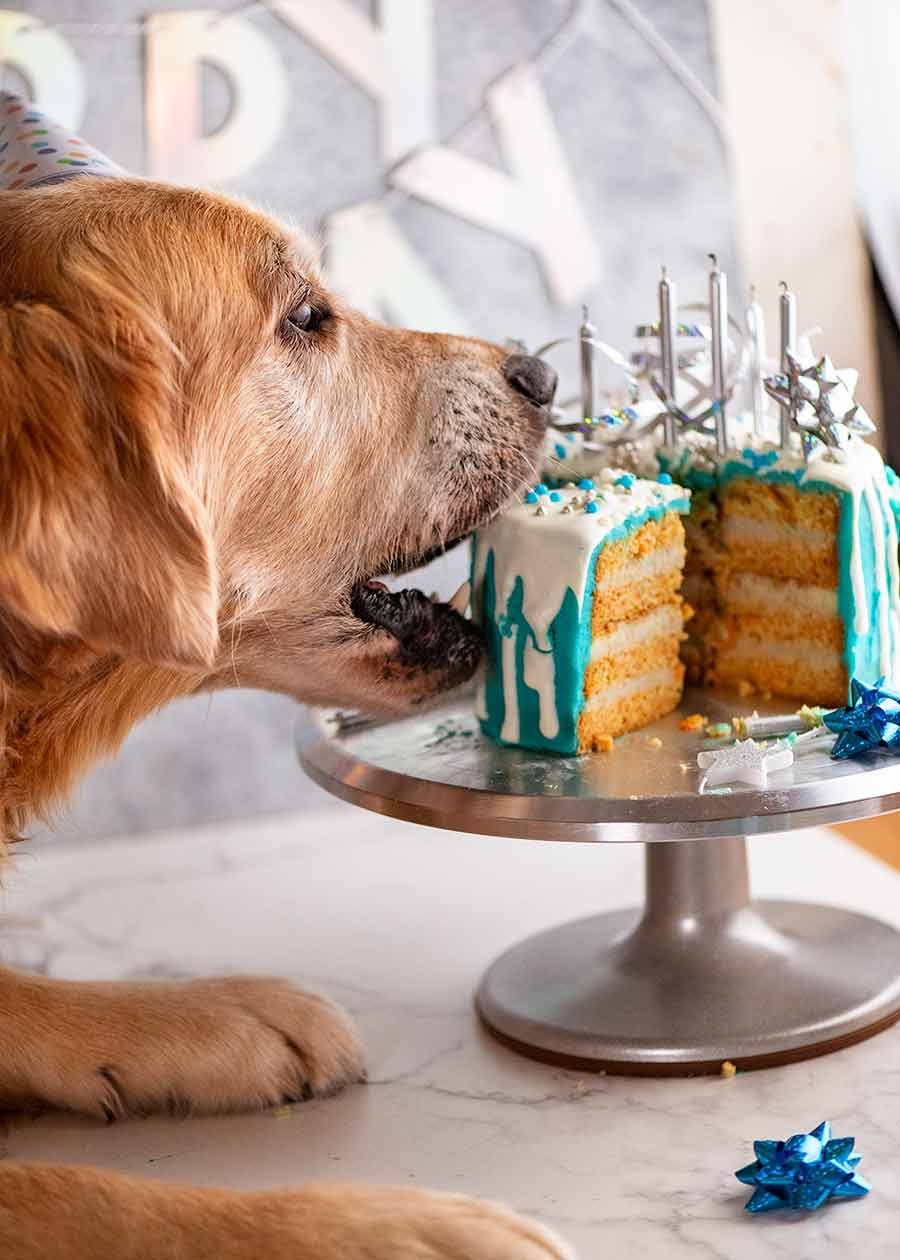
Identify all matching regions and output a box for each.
[472,263,900,754]
[472,471,691,753]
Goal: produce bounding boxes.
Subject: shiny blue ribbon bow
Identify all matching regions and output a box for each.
[823,677,900,758]
[736,1121,871,1212]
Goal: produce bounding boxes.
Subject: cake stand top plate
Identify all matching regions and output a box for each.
[298,685,900,842]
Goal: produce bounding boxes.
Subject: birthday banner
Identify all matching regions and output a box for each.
[0,0,739,387]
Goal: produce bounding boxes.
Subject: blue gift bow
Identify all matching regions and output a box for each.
[736,1120,871,1212]
[824,677,900,758]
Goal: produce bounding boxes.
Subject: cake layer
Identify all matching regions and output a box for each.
[584,622,683,693]
[591,515,686,629]
[719,570,838,619]
[712,641,846,707]
[720,517,838,583]
[577,666,685,748]
[589,603,684,661]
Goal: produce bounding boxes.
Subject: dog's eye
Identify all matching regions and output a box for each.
[283,302,320,334]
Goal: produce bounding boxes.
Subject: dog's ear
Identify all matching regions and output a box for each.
[0,296,219,670]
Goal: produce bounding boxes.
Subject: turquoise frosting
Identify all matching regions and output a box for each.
[475,497,689,754]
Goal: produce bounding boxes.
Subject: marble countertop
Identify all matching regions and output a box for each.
[2,794,899,1258]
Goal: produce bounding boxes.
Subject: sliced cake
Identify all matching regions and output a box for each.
[472,471,691,753]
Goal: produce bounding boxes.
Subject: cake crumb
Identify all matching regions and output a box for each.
[646,736,663,749]
[679,713,706,733]
[720,1060,737,1079]
[736,680,755,698]
[705,722,732,739]
[596,734,614,752]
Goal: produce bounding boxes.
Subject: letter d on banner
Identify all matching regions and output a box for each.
[146,10,288,183]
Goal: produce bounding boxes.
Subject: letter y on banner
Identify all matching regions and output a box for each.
[391,65,599,306]
[269,0,436,166]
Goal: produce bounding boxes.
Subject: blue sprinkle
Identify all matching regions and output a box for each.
[549,491,562,502]
[566,432,576,442]
[577,478,594,490]
[657,472,673,485]
[554,443,567,459]
[584,501,599,514]
[525,490,538,504]
[534,482,549,495]
[623,407,638,420]
[615,473,635,489]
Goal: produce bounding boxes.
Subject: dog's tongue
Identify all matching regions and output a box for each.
[0,92,124,191]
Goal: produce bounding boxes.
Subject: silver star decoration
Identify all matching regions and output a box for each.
[764,352,875,453]
[697,738,794,789]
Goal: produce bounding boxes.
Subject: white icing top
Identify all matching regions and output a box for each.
[473,471,690,744]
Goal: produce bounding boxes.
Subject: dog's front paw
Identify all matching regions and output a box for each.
[1,970,364,1117]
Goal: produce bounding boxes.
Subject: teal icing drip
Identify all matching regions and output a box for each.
[477,497,689,754]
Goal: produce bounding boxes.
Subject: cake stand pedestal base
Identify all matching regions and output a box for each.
[476,836,900,1074]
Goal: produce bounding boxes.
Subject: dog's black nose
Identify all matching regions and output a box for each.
[503,354,558,407]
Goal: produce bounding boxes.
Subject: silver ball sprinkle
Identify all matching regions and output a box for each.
[561,503,573,515]
[535,503,548,516]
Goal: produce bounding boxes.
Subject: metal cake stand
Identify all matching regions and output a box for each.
[298,686,900,1075]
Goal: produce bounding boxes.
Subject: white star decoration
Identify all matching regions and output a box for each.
[697,739,794,789]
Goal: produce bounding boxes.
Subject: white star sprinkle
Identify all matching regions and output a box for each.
[697,738,794,789]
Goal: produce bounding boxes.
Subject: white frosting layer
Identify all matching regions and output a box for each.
[474,471,689,744]
[724,572,839,618]
[722,636,842,671]
[589,604,683,662]
[595,542,685,592]
[582,664,681,710]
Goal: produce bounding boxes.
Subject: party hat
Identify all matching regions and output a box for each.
[0,92,124,191]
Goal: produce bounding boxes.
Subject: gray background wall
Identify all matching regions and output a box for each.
[1,0,738,841]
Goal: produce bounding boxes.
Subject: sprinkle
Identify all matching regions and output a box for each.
[614,473,635,490]
[577,478,594,490]
[561,504,573,514]
[657,471,673,484]
[705,722,733,739]
[596,734,614,752]
[535,504,548,516]
[554,444,567,459]
[549,491,562,502]
[646,736,663,749]
[525,490,538,504]
[720,1060,737,1079]
[564,481,577,488]
[678,713,707,733]
[534,482,549,494]
[584,501,599,514]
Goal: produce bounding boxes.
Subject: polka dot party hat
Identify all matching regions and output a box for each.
[0,91,124,191]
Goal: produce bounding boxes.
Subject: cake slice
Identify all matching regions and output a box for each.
[660,440,900,707]
[472,471,691,753]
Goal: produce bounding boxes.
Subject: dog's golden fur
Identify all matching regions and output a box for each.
[0,177,567,1257]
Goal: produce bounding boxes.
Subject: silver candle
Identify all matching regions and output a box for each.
[658,266,677,446]
[779,281,797,448]
[745,286,767,438]
[579,305,596,424]
[708,254,728,454]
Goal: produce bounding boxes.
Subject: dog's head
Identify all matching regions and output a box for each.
[0,178,554,714]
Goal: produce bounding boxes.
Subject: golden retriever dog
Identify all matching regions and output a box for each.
[0,174,569,1258]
